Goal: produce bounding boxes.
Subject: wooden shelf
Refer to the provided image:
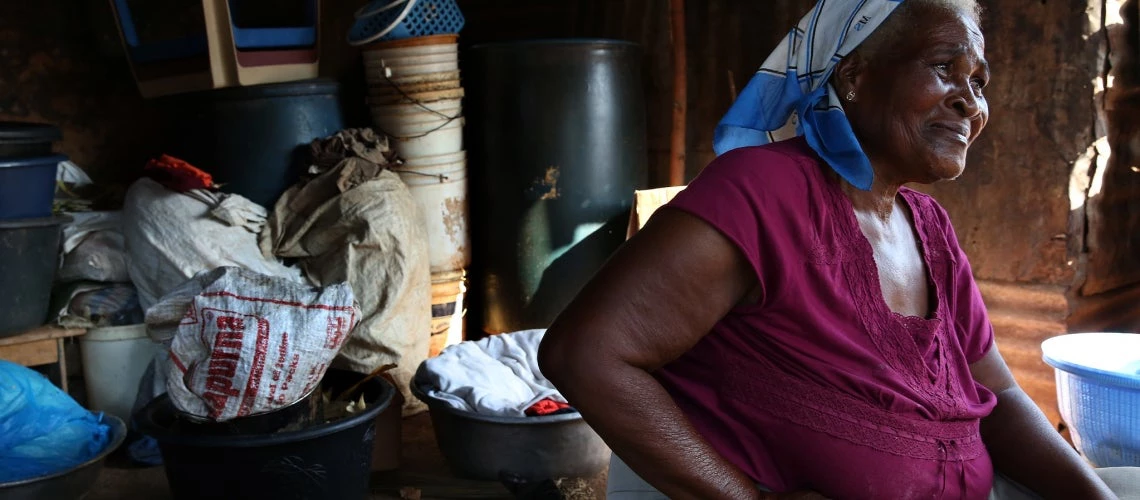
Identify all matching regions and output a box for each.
[0,325,87,347]
[0,325,88,391]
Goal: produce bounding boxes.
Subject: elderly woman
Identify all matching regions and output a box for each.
[538,1,1140,499]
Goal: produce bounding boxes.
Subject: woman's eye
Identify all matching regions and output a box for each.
[934,62,952,72]
[971,78,987,93]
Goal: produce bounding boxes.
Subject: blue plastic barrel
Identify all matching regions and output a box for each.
[159,80,345,208]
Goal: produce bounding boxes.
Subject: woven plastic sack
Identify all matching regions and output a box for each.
[0,360,112,482]
[150,267,360,421]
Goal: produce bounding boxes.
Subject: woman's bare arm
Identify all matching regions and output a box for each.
[971,346,1117,499]
[539,208,763,499]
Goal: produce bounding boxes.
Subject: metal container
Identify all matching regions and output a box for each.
[0,416,126,500]
[464,39,648,335]
[411,383,611,481]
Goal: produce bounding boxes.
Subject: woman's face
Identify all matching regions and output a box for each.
[843,6,990,184]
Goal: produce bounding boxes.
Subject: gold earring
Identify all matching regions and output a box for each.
[846,91,856,102]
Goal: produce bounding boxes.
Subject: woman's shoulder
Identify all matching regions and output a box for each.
[693,137,825,197]
[706,137,819,172]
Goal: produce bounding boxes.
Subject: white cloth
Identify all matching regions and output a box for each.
[415,329,564,417]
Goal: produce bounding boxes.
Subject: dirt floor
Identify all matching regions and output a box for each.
[86,413,608,500]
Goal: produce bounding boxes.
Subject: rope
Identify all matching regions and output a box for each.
[370,70,462,140]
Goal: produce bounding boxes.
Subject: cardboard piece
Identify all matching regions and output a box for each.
[626,186,687,240]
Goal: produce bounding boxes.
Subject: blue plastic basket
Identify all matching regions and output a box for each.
[348,0,465,47]
[1042,332,1140,467]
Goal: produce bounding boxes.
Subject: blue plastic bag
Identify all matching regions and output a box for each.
[0,360,111,482]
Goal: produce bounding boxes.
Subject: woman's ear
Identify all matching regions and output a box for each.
[832,52,867,98]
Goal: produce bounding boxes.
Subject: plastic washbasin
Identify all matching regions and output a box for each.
[1042,332,1140,467]
[410,382,611,481]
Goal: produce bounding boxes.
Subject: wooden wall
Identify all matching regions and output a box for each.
[0,0,161,187]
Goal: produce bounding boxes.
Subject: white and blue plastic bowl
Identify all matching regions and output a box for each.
[1042,332,1140,467]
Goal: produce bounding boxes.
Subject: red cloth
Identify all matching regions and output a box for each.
[144,155,214,192]
[654,137,998,499]
[525,398,570,416]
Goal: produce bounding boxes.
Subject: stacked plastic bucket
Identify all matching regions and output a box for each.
[0,123,69,336]
[363,34,468,357]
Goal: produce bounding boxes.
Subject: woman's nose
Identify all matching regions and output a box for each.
[948,85,982,118]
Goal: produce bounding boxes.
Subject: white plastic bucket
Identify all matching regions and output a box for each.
[371,97,462,114]
[367,79,462,97]
[387,70,461,85]
[367,83,462,105]
[383,118,465,158]
[429,271,466,357]
[367,87,465,106]
[373,109,461,131]
[80,324,165,422]
[399,150,466,167]
[364,43,458,60]
[378,61,460,78]
[378,112,458,137]
[363,52,459,66]
[370,98,462,119]
[392,159,469,273]
[365,69,462,88]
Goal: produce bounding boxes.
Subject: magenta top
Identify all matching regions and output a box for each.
[656,138,998,500]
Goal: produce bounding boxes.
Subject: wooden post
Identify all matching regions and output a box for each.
[669,0,687,186]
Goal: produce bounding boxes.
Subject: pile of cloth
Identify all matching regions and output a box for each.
[414,329,574,417]
[54,163,144,329]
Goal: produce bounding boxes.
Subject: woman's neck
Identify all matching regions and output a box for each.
[840,172,904,223]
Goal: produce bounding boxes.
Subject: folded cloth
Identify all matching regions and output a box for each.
[415,329,565,417]
[144,155,215,192]
[58,284,144,328]
[525,398,572,417]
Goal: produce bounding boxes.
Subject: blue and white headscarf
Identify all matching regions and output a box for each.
[714,0,905,190]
